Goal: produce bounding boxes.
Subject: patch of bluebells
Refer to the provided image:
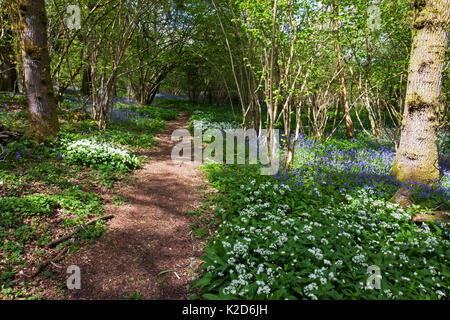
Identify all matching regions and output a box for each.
[113,96,136,105]
[110,106,153,125]
[61,98,171,131]
[0,141,55,163]
[62,91,137,106]
[194,125,449,300]
[275,131,450,206]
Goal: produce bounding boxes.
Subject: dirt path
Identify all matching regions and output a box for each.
[43,111,207,299]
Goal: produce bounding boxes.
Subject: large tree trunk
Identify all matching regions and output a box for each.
[17,0,59,139]
[392,0,449,184]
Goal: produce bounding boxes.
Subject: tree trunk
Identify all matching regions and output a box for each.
[81,65,92,96]
[333,1,354,139]
[146,83,160,106]
[0,38,18,93]
[337,64,354,139]
[0,52,17,93]
[0,11,18,93]
[17,0,59,139]
[392,0,449,184]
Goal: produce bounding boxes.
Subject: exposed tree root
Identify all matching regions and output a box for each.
[389,187,413,209]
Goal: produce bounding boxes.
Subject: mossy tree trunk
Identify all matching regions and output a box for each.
[17,0,59,140]
[392,0,449,184]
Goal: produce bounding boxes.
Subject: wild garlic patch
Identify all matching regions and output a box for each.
[63,138,141,172]
[188,111,240,134]
[193,164,449,300]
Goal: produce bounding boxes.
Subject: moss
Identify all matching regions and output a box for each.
[413,0,426,9]
[23,39,43,60]
[392,150,440,185]
[392,157,399,177]
[413,1,449,30]
[393,163,439,184]
[25,113,59,141]
[25,93,60,141]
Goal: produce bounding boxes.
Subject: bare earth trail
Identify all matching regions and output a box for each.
[44,111,208,299]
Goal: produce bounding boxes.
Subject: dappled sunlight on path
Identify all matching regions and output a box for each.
[43,112,207,299]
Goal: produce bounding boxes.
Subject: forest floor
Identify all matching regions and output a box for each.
[40,111,209,299]
[2,96,448,300]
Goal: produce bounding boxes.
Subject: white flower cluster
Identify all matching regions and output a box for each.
[204,181,449,300]
[193,118,240,132]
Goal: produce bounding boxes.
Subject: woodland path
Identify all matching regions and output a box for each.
[42,111,208,299]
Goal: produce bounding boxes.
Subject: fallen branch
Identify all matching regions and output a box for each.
[46,214,114,248]
[30,247,68,278]
[412,211,450,224]
[0,125,24,146]
[26,215,114,279]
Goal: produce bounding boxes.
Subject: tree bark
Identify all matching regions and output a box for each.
[392,0,449,184]
[81,65,92,96]
[17,0,59,139]
[333,1,354,139]
[0,51,17,93]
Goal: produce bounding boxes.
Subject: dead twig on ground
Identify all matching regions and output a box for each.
[46,214,114,248]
